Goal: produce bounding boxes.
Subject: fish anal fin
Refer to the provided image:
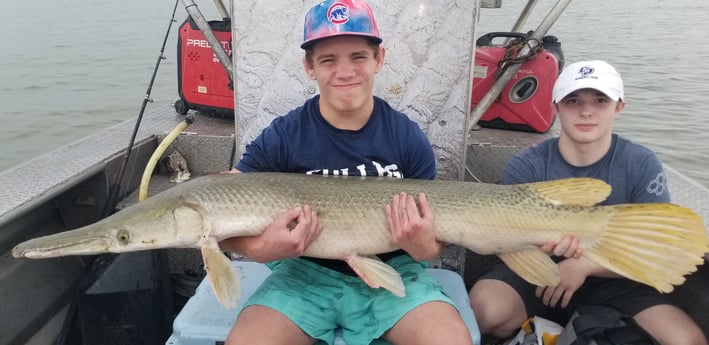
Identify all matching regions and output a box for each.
[345,254,406,297]
[524,178,611,206]
[499,248,560,287]
[201,243,239,309]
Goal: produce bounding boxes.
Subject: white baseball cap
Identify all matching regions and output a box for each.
[552,60,624,102]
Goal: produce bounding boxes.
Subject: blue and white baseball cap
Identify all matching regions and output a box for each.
[301,0,382,49]
[552,60,625,102]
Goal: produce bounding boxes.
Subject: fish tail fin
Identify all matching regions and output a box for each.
[585,203,708,292]
[202,246,240,308]
[345,254,406,297]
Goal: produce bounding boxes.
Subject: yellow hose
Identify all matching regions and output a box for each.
[139,120,190,201]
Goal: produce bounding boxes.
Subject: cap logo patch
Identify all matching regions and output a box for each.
[576,66,597,81]
[327,3,350,25]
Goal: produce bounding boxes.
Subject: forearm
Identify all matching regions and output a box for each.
[409,241,446,261]
[563,256,621,278]
[219,236,263,261]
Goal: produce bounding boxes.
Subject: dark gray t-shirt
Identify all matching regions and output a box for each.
[502,134,670,205]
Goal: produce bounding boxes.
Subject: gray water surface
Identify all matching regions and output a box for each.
[1,0,707,187]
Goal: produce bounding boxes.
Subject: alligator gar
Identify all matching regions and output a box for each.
[12,172,709,308]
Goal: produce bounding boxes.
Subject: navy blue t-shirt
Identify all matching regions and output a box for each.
[237,95,436,179]
[502,134,670,205]
[236,95,436,273]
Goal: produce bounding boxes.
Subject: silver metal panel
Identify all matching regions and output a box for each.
[0,105,238,222]
[465,125,559,183]
[666,166,709,237]
[0,106,200,222]
[480,0,502,8]
[232,0,478,180]
[155,134,235,176]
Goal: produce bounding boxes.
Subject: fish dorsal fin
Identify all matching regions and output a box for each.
[523,178,611,206]
[345,254,406,297]
[201,241,240,309]
[499,248,560,287]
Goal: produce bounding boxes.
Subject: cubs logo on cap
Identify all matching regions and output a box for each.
[301,0,382,49]
[328,3,350,25]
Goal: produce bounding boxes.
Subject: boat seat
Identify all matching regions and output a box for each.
[166,261,481,345]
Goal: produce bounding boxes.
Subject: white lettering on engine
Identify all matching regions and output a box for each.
[185,39,232,62]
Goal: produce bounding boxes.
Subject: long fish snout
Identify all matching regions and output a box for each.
[11,200,211,259]
[12,228,115,259]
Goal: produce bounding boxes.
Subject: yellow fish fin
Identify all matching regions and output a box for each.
[499,248,560,287]
[201,242,240,309]
[583,203,708,293]
[523,177,611,206]
[345,254,405,297]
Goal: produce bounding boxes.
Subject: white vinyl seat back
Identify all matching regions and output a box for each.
[231,0,478,180]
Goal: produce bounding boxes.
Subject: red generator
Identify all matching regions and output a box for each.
[471,33,563,133]
[174,18,234,117]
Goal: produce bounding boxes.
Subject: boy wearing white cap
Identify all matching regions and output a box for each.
[469,60,707,344]
[220,1,473,344]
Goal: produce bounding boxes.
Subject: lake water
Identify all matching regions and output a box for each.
[1,0,707,187]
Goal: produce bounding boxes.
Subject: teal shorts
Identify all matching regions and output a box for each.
[241,255,456,345]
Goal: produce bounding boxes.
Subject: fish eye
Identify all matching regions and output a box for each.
[117,229,130,244]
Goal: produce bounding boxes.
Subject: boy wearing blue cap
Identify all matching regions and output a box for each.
[220,1,473,344]
[468,60,708,345]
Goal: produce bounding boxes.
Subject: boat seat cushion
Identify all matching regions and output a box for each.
[166,261,480,345]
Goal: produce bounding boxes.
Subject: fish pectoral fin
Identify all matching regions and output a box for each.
[345,254,406,297]
[174,205,204,233]
[201,242,239,309]
[499,248,560,287]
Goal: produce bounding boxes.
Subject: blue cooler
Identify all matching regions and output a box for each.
[166,261,481,345]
